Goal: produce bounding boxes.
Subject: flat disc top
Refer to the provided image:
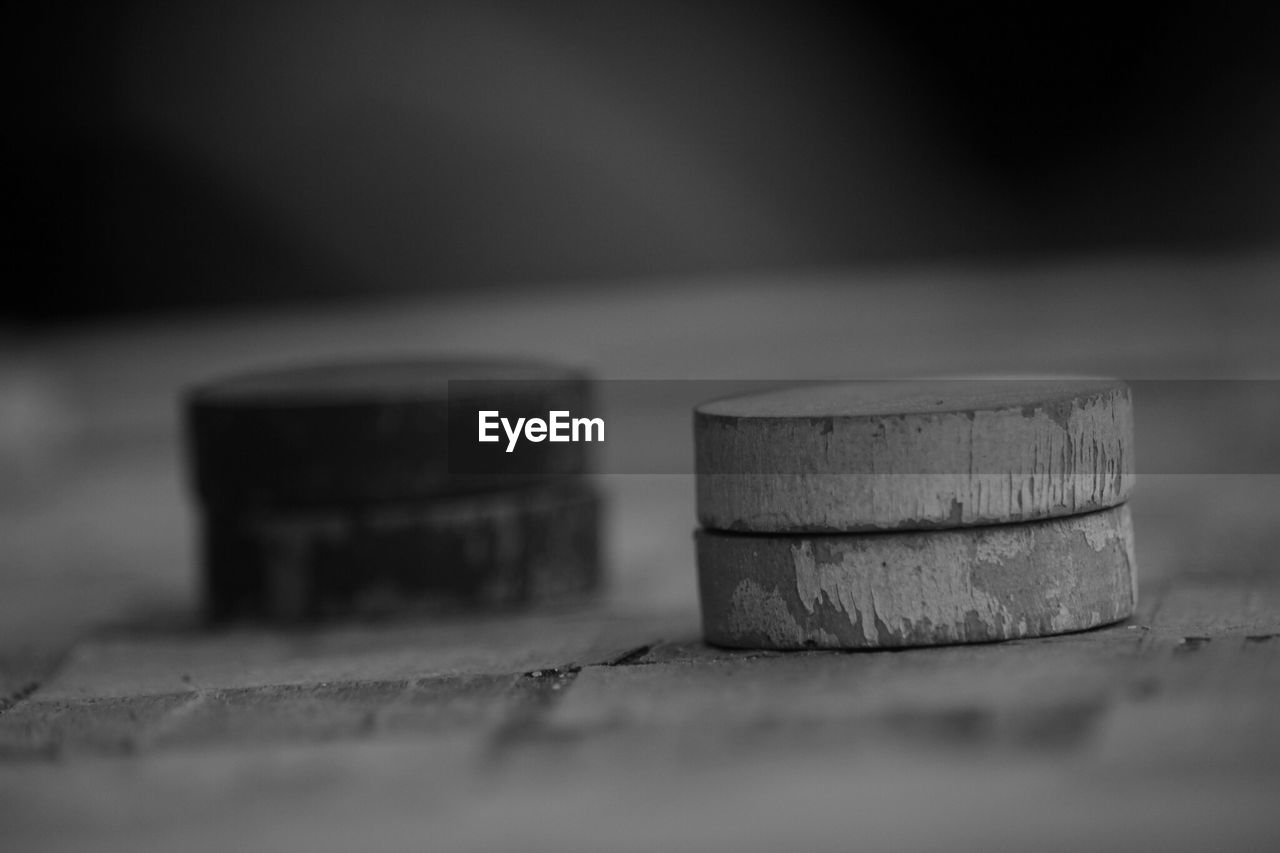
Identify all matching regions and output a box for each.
[190,359,586,407]
[696,378,1126,419]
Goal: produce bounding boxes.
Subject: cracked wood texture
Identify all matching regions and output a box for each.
[698,505,1136,649]
[3,257,1280,852]
[696,379,1134,532]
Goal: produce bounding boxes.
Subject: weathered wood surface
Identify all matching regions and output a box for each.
[698,505,1136,648]
[695,379,1133,531]
[2,257,1279,851]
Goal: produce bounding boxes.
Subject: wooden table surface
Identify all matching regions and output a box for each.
[3,256,1279,851]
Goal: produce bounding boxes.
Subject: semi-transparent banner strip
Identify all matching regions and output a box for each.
[445,380,1280,475]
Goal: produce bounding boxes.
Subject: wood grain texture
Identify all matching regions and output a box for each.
[204,484,601,623]
[187,359,591,506]
[5,260,1280,853]
[697,504,1137,649]
[696,379,1133,532]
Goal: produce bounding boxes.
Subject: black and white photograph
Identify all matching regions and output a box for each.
[4,3,1279,850]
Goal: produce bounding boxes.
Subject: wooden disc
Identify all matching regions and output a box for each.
[203,484,601,623]
[697,504,1136,649]
[696,379,1133,532]
[187,359,592,506]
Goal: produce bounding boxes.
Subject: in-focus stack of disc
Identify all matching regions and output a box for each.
[694,380,1137,649]
[185,360,601,623]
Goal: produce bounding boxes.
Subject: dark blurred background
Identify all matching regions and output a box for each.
[10,1,1280,322]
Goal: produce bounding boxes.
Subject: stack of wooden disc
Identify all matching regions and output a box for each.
[185,359,600,623]
[694,380,1137,649]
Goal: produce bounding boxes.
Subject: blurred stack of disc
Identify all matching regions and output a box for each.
[693,380,1137,649]
[185,360,600,623]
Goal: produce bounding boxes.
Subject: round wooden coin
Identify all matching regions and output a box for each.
[203,483,601,623]
[187,359,592,506]
[696,379,1133,532]
[697,504,1137,649]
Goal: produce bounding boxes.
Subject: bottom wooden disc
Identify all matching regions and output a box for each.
[204,484,601,623]
[697,505,1136,649]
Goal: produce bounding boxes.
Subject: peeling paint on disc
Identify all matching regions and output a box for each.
[697,505,1136,649]
[695,379,1133,532]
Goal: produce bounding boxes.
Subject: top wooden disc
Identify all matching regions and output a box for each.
[695,379,1134,532]
[187,359,592,506]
